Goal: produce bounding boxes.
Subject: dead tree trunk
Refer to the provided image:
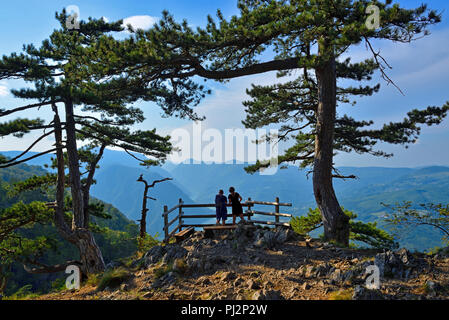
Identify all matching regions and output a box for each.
[313,44,350,246]
[137,176,172,240]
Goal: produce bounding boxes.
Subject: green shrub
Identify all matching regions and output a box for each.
[97,267,132,291]
[137,233,160,253]
[328,289,353,300]
[291,207,398,249]
[4,284,40,300]
[154,264,173,279]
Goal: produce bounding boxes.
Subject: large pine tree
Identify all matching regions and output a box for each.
[0,11,203,274]
[102,0,448,245]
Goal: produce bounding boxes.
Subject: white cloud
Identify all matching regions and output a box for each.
[122,15,159,32]
[0,85,8,97]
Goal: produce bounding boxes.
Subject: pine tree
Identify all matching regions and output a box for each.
[0,11,201,274]
[107,0,448,246]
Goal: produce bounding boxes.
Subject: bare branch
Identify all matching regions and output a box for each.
[0,149,58,168]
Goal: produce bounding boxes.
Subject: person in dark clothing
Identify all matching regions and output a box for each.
[215,190,228,225]
[228,187,245,225]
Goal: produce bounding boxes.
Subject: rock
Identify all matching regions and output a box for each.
[173,258,188,274]
[330,269,343,284]
[250,271,260,278]
[315,263,332,277]
[352,285,385,300]
[247,279,260,290]
[252,291,264,300]
[375,249,416,279]
[263,289,284,300]
[151,272,177,289]
[144,246,166,267]
[305,266,316,278]
[105,261,123,271]
[260,229,291,250]
[342,269,356,284]
[120,283,129,291]
[234,277,244,287]
[425,280,440,295]
[220,271,237,281]
[252,289,284,300]
[233,224,257,243]
[162,245,188,264]
[204,262,213,272]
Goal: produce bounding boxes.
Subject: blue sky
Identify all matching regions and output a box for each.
[1,1,449,168]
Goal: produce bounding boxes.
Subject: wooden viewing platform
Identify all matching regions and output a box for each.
[162,197,293,243]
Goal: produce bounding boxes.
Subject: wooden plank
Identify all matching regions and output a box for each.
[247,201,292,207]
[203,225,237,231]
[182,224,217,228]
[182,213,253,219]
[163,205,169,242]
[182,224,239,228]
[168,224,182,238]
[178,199,183,232]
[175,227,194,237]
[163,204,180,216]
[166,214,179,229]
[248,210,292,218]
[180,203,252,208]
[275,197,280,224]
[250,220,291,227]
[174,227,195,243]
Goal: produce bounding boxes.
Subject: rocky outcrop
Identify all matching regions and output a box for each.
[352,285,386,300]
[374,248,417,279]
[144,244,188,268]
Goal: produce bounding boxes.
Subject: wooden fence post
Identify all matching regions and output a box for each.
[275,197,280,224]
[163,205,168,242]
[247,197,252,221]
[178,198,183,232]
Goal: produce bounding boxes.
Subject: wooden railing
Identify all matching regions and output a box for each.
[162,197,292,242]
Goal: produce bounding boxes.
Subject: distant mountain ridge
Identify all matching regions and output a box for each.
[2,150,449,251]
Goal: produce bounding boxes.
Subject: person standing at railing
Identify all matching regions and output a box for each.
[215,190,228,226]
[228,187,246,225]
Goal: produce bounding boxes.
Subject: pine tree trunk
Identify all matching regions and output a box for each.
[73,229,105,274]
[64,100,105,273]
[313,47,350,246]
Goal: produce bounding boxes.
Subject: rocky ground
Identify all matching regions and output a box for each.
[36,223,449,300]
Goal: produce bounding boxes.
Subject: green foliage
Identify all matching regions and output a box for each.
[328,288,353,300]
[97,267,133,291]
[291,207,397,249]
[0,162,140,296]
[100,0,446,175]
[290,208,322,235]
[85,273,101,287]
[50,278,66,293]
[137,233,160,253]
[3,284,40,300]
[384,202,449,245]
[154,264,173,279]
